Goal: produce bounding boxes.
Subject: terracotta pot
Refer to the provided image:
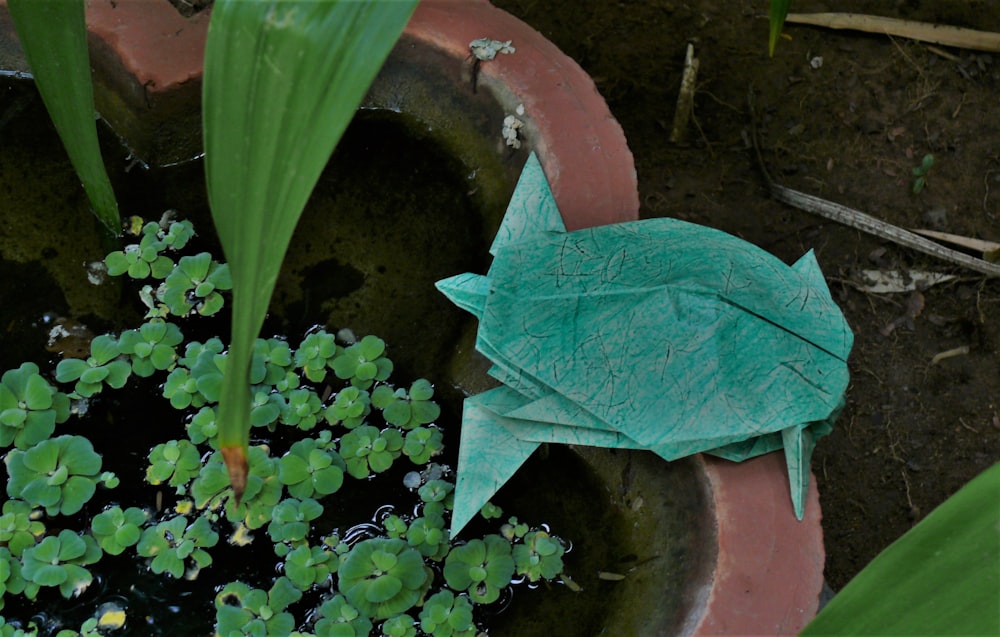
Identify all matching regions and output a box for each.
[0,0,824,634]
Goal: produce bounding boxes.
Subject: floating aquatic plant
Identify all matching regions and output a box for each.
[54,335,131,398]
[338,538,431,620]
[136,515,219,579]
[117,320,184,377]
[0,363,70,450]
[331,335,394,390]
[0,501,44,558]
[313,594,372,637]
[277,438,346,500]
[146,439,202,493]
[294,330,340,383]
[19,529,101,600]
[442,535,515,604]
[513,530,566,582]
[372,379,442,430]
[325,386,372,430]
[339,425,405,479]
[214,578,302,637]
[418,590,476,637]
[89,506,146,556]
[267,497,324,557]
[4,435,112,516]
[158,252,232,317]
[283,544,338,592]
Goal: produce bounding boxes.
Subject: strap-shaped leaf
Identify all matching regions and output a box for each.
[7,0,120,233]
[203,0,417,497]
[802,461,1000,636]
[768,0,791,56]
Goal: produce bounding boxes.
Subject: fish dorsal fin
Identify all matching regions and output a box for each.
[489,152,566,256]
[434,273,489,320]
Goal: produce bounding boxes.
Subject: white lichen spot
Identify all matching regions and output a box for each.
[70,398,89,416]
[47,324,71,347]
[336,327,357,344]
[470,38,515,61]
[502,115,524,149]
[403,471,422,489]
[86,260,107,285]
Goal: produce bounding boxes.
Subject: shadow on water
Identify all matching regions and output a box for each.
[0,76,710,636]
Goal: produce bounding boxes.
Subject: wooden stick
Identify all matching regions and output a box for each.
[670,43,699,144]
[910,229,1000,256]
[786,13,1000,53]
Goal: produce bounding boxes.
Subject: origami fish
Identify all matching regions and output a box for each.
[436,153,852,535]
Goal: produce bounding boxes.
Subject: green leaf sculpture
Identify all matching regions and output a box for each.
[6,0,119,232]
[436,153,853,534]
[202,0,418,500]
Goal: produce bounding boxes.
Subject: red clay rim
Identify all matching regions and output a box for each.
[406,0,638,230]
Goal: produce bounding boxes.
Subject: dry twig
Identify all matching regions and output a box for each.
[786,13,1000,53]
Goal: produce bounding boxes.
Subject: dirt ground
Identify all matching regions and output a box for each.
[491,0,1000,590]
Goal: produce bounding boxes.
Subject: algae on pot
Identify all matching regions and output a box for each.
[0,216,572,636]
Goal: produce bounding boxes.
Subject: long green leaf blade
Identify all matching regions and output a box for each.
[801,461,1000,635]
[7,0,120,233]
[203,0,417,497]
[768,0,791,56]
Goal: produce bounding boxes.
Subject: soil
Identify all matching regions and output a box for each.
[490,0,1000,590]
